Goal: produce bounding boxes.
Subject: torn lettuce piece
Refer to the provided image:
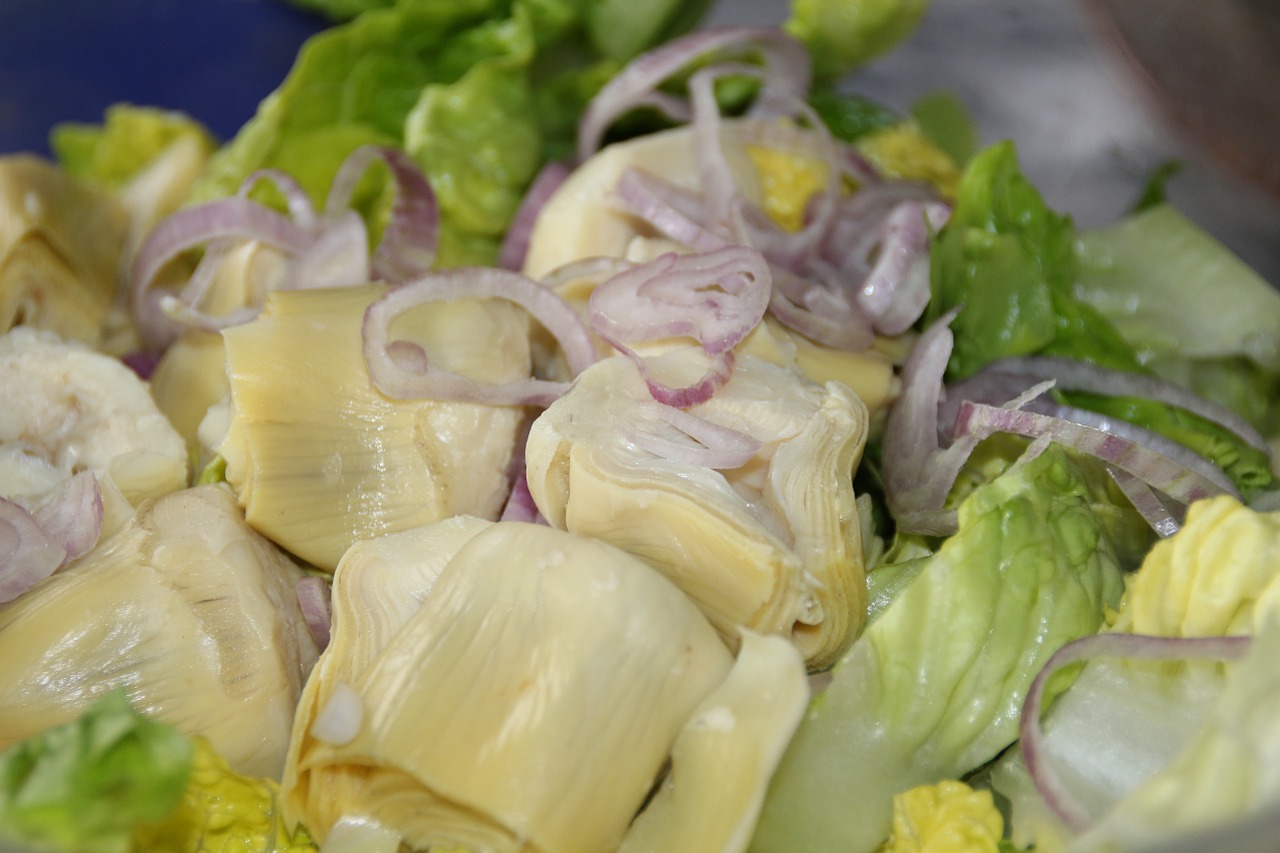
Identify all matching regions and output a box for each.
[786,0,931,81]
[0,690,192,853]
[928,142,1274,496]
[749,443,1126,853]
[50,104,214,190]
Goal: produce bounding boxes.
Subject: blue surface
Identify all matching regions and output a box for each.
[0,0,328,155]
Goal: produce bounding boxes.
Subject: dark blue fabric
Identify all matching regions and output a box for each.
[0,0,326,155]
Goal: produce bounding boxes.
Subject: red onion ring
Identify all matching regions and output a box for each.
[857,201,951,334]
[576,26,811,163]
[362,268,597,407]
[954,400,1239,506]
[132,145,440,351]
[296,575,333,652]
[983,356,1272,456]
[500,161,571,272]
[0,472,104,604]
[1020,631,1254,832]
[624,400,764,469]
[1107,467,1183,537]
[326,145,439,282]
[0,500,64,605]
[588,247,771,354]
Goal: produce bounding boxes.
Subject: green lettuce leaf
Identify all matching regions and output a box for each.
[928,142,1274,496]
[0,690,193,853]
[50,104,214,189]
[785,0,931,81]
[748,443,1126,853]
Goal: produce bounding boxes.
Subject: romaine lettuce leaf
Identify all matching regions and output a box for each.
[748,443,1126,853]
[0,690,192,853]
[928,142,1274,496]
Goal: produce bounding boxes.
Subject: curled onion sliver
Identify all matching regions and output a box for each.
[577,26,811,163]
[954,400,1239,505]
[625,401,763,469]
[0,500,65,605]
[296,575,333,652]
[500,161,571,271]
[984,356,1272,456]
[1020,632,1254,832]
[363,268,596,407]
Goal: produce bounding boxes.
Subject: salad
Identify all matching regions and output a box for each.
[2,0,1280,851]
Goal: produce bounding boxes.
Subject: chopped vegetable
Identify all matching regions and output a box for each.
[0,689,192,853]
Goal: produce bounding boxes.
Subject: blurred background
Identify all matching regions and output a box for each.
[1,0,1277,282]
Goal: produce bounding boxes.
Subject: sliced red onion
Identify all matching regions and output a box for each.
[538,256,637,292]
[588,247,771,355]
[955,400,1238,506]
[363,268,597,407]
[1107,467,1182,537]
[0,499,65,605]
[296,575,333,652]
[576,26,811,163]
[614,167,729,254]
[239,167,318,227]
[326,145,439,282]
[587,247,769,406]
[982,356,1272,456]
[132,145,440,351]
[857,201,951,335]
[883,309,999,535]
[625,400,763,469]
[766,273,876,352]
[280,209,370,291]
[499,472,547,525]
[622,342,737,408]
[499,161,571,271]
[120,350,160,380]
[131,197,313,350]
[30,472,103,563]
[1021,631,1254,832]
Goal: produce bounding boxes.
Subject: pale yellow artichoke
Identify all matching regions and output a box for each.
[525,350,870,670]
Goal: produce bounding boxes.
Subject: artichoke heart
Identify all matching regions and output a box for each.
[0,484,321,779]
[525,351,870,670]
[522,121,899,417]
[283,519,738,852]
[0,326,188,527]
[216,284,531,570]
[0,155,128,348]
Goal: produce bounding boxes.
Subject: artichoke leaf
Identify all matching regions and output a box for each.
[0,155,129,349]
[283,519,735,853]
[217,284,531,570]
[0,484,320,779]
[525,351,869,669]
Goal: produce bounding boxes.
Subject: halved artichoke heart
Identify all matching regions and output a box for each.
[283,518,807,853]
[217,284,531,570]
[0,484,320,778]
[525,351,870,670]
[0,155,128,348]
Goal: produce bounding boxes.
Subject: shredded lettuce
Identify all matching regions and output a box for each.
[749,443,1127,852]
[0,690,192,853]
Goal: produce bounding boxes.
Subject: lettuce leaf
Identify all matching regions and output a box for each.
[50,105,214,190]
[748,443,1126,853]
[190,0,697,266]
[786,0,931,81]
[0,690,192,853]
[928,142,1274,496]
